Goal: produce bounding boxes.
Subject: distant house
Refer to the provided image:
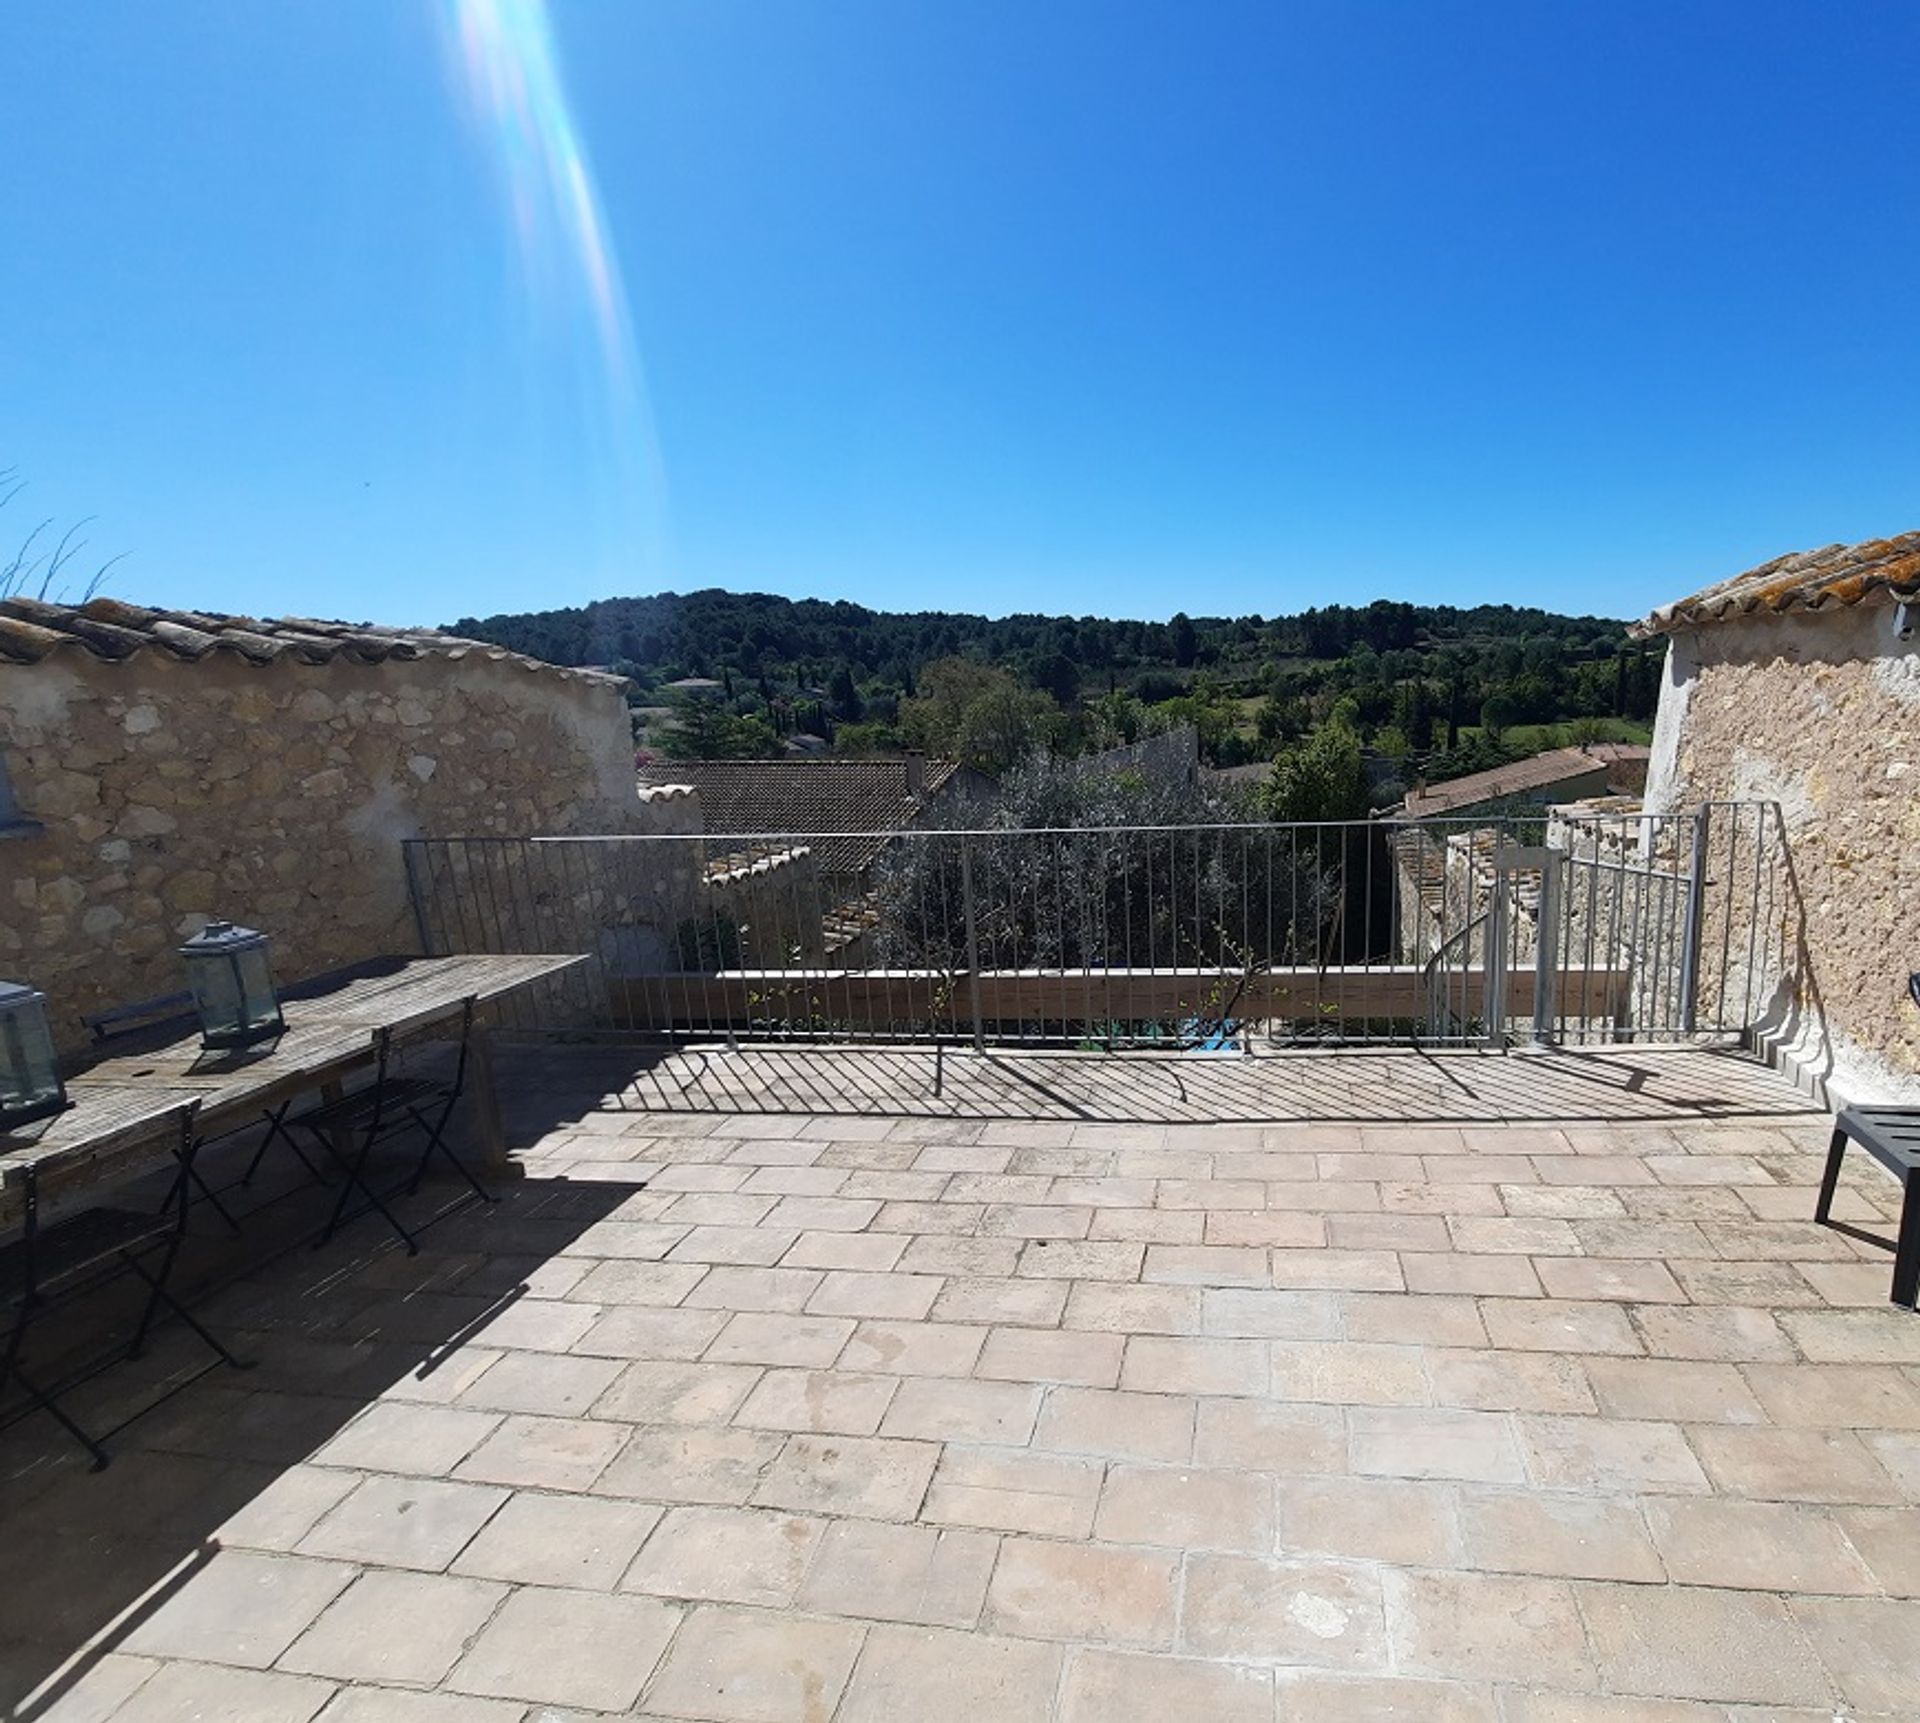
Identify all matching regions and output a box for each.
[1398,742,1650,821]
[1635,531,1920,1101]
[1207,761,1274,792]
[635,754,988,887]
[662,676,726,699]
[0,596,643,1048]
[1075,725,1201,787]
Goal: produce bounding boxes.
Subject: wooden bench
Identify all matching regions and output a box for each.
[1816,1107,1920,1309]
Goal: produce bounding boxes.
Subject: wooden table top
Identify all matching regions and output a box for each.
[1,953,585,1211]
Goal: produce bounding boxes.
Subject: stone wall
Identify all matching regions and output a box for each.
[0,648,642,1050]
[705,846,825,967]
[392,788,838,1029]
[406,788,705,980]
[1645,603,1920,1102]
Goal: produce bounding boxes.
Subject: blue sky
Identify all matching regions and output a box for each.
[3,1,1917,629]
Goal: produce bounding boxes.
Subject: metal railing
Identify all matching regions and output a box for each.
[402,803,1790,1052]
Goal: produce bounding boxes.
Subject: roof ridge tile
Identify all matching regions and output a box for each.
[0,595,627,687]
[1636,529,1920,635]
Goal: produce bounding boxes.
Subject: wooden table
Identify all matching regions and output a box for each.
[0,953,585,1227]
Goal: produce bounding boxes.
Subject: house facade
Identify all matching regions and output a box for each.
[0,597,644,1049]
[1635,532,1920,1102]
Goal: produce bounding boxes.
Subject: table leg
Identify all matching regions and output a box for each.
[468,1024,520,1181]
[317,1080,350,1163]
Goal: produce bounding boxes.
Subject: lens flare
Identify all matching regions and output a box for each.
[442,0,667,568]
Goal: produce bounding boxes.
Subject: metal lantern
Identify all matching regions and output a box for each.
[180,920,285,1049]
[0,982,67,1129]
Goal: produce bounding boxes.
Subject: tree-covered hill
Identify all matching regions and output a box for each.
[452,588,1662,790]
[455,589,1631,689]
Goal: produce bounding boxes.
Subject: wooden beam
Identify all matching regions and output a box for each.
[610,965,1631,1030]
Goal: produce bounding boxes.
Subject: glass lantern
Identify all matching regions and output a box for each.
[0,982,68,1129]
[180,921,285,1049]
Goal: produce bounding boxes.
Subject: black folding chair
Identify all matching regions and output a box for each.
[289,998,494,1256]
[79,991,252,1233]
[237,1097,333,1191]
[0,1109,249,1470]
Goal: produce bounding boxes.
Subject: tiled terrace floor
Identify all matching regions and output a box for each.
[5,1044,1920,1721]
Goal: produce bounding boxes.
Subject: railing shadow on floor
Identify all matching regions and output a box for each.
[490,1038,1825,1132]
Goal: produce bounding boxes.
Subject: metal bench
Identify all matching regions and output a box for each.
[1816,1107,1920,1309]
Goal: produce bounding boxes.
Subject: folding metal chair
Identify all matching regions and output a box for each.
[289,998,494,1255]
[237,1098,333,1190]
[79,992,247,1234]
[87,1000,329,1198]
[0,1110,250,1470]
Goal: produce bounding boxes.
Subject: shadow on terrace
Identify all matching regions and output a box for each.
[545,1041,1825,1130]
[5,1032,1912,1721]
[0,1087,643,1719]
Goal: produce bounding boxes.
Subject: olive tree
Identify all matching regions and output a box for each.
[868,753,1339,993]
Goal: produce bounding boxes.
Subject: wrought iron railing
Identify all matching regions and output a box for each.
[402,803,1790,1051]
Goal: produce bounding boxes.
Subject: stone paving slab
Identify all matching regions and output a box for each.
[3,1046,1918,1720]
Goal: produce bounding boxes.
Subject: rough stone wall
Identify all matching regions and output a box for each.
[632,783,703,836]
[410,790,705,971]
[1644,603,1920,1102]
[0,649,642,1050]
[1392,829,1487,967]
[394,789,710,1039]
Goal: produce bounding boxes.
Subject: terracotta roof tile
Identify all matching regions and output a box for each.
[633,758,968,876]
[1401,744,1649,819]
[1634,531,1920,636]
[0,595,627,686]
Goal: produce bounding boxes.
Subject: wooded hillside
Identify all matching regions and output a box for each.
[454,589,1662,798]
